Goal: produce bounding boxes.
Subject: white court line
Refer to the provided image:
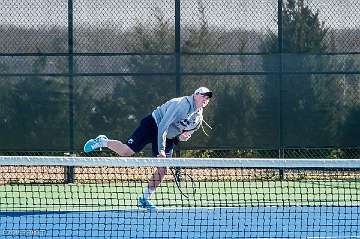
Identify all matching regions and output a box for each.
[308,236,360,239]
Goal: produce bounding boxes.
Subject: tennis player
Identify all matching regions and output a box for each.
[83,87,212,209]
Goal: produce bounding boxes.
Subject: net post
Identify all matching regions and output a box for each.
[279,148,284,180]
[64,153,75,183]
[64,166,75,183]
[175,144,181,158]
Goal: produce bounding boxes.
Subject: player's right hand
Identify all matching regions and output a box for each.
[179,132,191,141]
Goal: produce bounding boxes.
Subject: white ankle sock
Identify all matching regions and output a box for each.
[142,188,155,199]
[102,139,108,147]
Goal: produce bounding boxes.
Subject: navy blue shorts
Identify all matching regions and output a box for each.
[125,115,178,157]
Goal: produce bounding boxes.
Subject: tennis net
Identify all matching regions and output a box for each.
[1,156,360,238]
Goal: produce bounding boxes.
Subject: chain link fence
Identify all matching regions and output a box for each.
[0,0,360,158]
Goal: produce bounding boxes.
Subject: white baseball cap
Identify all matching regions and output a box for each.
[194,87,213,98]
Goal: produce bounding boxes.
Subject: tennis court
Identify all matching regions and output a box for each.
[2,0,360,238]
[2,207,360,238]
[1,157,360,238]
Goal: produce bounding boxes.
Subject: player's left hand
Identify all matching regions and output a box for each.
[157,150,167,157]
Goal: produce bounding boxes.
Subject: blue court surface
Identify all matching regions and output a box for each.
[1,206,360,238]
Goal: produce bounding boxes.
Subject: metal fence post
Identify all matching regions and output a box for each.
[65,0,75,183]
[278,0,285,180]
[175,0,181,158]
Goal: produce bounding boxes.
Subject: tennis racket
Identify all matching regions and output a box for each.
[170,167,197,198]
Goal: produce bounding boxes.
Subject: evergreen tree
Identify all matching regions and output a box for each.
[261,0,348,148]
[0,55,68,150]
[82,5,175,145]
[180,0,261,148]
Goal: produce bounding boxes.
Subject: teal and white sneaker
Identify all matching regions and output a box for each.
[83,135,108,153]
[138,197,156,210]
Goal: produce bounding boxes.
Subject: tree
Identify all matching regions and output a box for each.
[80,5,176,148]
[0,55,68,150]
[261,0,348,148]
[179,0,261,149]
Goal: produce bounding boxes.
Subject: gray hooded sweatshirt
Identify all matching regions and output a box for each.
[151,95,203,153]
